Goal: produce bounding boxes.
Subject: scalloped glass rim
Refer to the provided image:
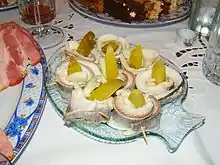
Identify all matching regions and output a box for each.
[45,46,205,153]
[68,0,191,28]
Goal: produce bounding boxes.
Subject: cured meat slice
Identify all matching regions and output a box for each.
[0,32,10,91]
[0,129,13,162]
[0,22,42,91]
[2,27,26,68]
[0,22,41,50]
[13,27,42,66]
[1,22,42,66]
[0,29,26,89]
[6,60,27,86]
[0,54,9,91]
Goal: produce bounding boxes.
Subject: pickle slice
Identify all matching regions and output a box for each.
[129,45,143,69]
[88,79,124,101]
[77,31,95,57]
[67,56,82,76]
[128,89,146,109]
[151,59,166,84]
[106,45,119,80]
[102,41,119,53]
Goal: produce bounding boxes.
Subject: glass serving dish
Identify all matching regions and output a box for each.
[45,45,205,153]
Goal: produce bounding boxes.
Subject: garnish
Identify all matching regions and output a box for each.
[129,45,143,69]
[102,41,119,53]
[67,56,82,76]
[106,45,119,80]
[77,31,95,56]
[128,89,146,108]
[151,59,166,84]
[88,79,124,101]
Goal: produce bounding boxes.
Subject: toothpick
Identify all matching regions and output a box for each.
[141,127,148,145]
[45,82,56,87]
[98,112,110,120]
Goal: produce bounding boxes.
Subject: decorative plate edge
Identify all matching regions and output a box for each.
[3,50,47,163]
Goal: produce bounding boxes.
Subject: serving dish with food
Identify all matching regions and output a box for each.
[0,22,47,163]
[45,31,205,153]
[0,0,17,11]
[68,0,191,27]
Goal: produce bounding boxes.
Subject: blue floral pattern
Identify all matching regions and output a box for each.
[24,98,34,107]
[5,117,28,137]
[30,67,39,76]
[25,83,36,89]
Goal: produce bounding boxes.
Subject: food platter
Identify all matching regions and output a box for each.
[45,32,205,153]
[0,49,47,164]
[0,0,17,11]
[68,0,191,28]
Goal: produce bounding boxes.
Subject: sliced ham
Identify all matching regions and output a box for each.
[0,22,42,91]
[0,50,9,90]
[0,129,13,162]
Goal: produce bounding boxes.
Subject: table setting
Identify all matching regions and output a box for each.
[0,0,220,165]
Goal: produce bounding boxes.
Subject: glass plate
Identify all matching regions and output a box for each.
[0,49,47,164]
[68,0,191,28]
[0,0,17,11]
[45,46,205,153]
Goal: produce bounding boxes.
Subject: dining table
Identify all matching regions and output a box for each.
[1,0,220,165]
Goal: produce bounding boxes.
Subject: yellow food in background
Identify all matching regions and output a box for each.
[128,89,146,109]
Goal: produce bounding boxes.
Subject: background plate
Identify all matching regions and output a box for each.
[68,0,191,28]
[0,0,17,11]
[0,50,47,164]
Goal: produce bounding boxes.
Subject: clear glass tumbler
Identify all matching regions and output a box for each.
[17,0,64,49]
[202,1,220,86]
[188,0,219,37]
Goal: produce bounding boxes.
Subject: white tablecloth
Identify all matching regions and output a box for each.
[1,1,220,165]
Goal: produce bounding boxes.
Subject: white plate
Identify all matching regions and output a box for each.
[0,85,21,129]
[0,50,47,163]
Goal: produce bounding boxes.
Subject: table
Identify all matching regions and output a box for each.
[1,1,220,165]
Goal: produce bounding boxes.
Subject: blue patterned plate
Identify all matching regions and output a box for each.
[68,0,191,28]
[0,50,47,164]
[45,47,205,153]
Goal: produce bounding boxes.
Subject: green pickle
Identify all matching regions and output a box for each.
[129,45,143,69]
[128,89,146,109]
[77,31,95,57]
[151,59,166,84]
[88,79,124,101]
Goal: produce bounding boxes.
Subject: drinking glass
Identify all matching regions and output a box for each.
[0,152,12,165]
[17,0,64,49]
[202,1,220,86]
[188,0,219,37]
